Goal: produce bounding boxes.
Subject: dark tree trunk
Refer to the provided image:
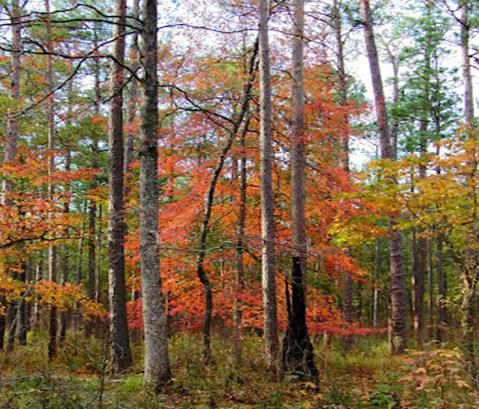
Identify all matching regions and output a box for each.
[436,236,447,341]
[232,116,250,369]
[108,0,133,374]
[17,262,27,346]
[6,302,17,352]
[283,0,318,382]
[44,0,58,360]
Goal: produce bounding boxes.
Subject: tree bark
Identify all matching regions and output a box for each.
[461,0,474,128]
[139,0,171,389]
[259,0,280,379]
[1,0,22,354]
[283,0,318,381]
[108,0,133,375]
[44,0,58,360]
[360,0,408,354]
[124,0,140,176]
[232,116,250,369]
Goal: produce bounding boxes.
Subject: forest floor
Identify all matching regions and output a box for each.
[0,331,478,408]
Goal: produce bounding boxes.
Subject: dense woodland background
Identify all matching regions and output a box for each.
[1,0,479,407]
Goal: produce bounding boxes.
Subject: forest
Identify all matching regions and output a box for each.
[0,0,479,407]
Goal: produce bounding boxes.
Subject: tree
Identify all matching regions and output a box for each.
[139,0,171,389]
[360,0,408,354]
[108,0,132,374]
[259,0,280,379]
[282,0,318,381]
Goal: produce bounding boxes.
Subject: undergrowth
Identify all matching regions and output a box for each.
[0,331,477,408]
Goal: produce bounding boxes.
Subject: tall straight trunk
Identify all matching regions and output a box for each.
[87,24,101,325]
[460,1,478,386]
[258,0,279,378]
[461,0,474,128]
[108,0,132,374]
[139,0,171,389]
[2,0,22,353]
[124,0,140,176]
[360,0,408,354]
[283,0,318,381]
[232,117,250,369]
[59,86,73,343]
[44,0,58,360]
[413,0,433,346]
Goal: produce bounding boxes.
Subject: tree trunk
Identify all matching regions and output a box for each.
[373,238,381,328]
[2,0,22,354]
[258,0,280,379]
[17,262,27,346]
[42,0,58,360]
[108,0,133,374]
[461,281,478,389]
[124,0,140,176]
[360,0,408,354]
[461,0,474,128]
[436,236,446,341]
[59,143,72,343]
[139,0,171,389]
[283,0,318,382]
[232,116,250,369]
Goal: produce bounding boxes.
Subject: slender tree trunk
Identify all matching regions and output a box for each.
[86,25,101,335]
[461,278,479,389]
[42,0,58,360]
[31,258,43,330]
[460,1,478,386]
[2,0,22,354]
[283,0,318,381]
[139,0,171,389]
[124,0,140,176]
[373,238,381,328]
[427,239,434,339]
[59,141,72,344]
[436,236,446,341]
[108,0,133,374]
[232,117,250,369]
[258,0,280,379]
[17,262,27,346]
[194,41,257,365]
[413,0,433,346]
[461,0,474,128]
[360,0,408,354]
